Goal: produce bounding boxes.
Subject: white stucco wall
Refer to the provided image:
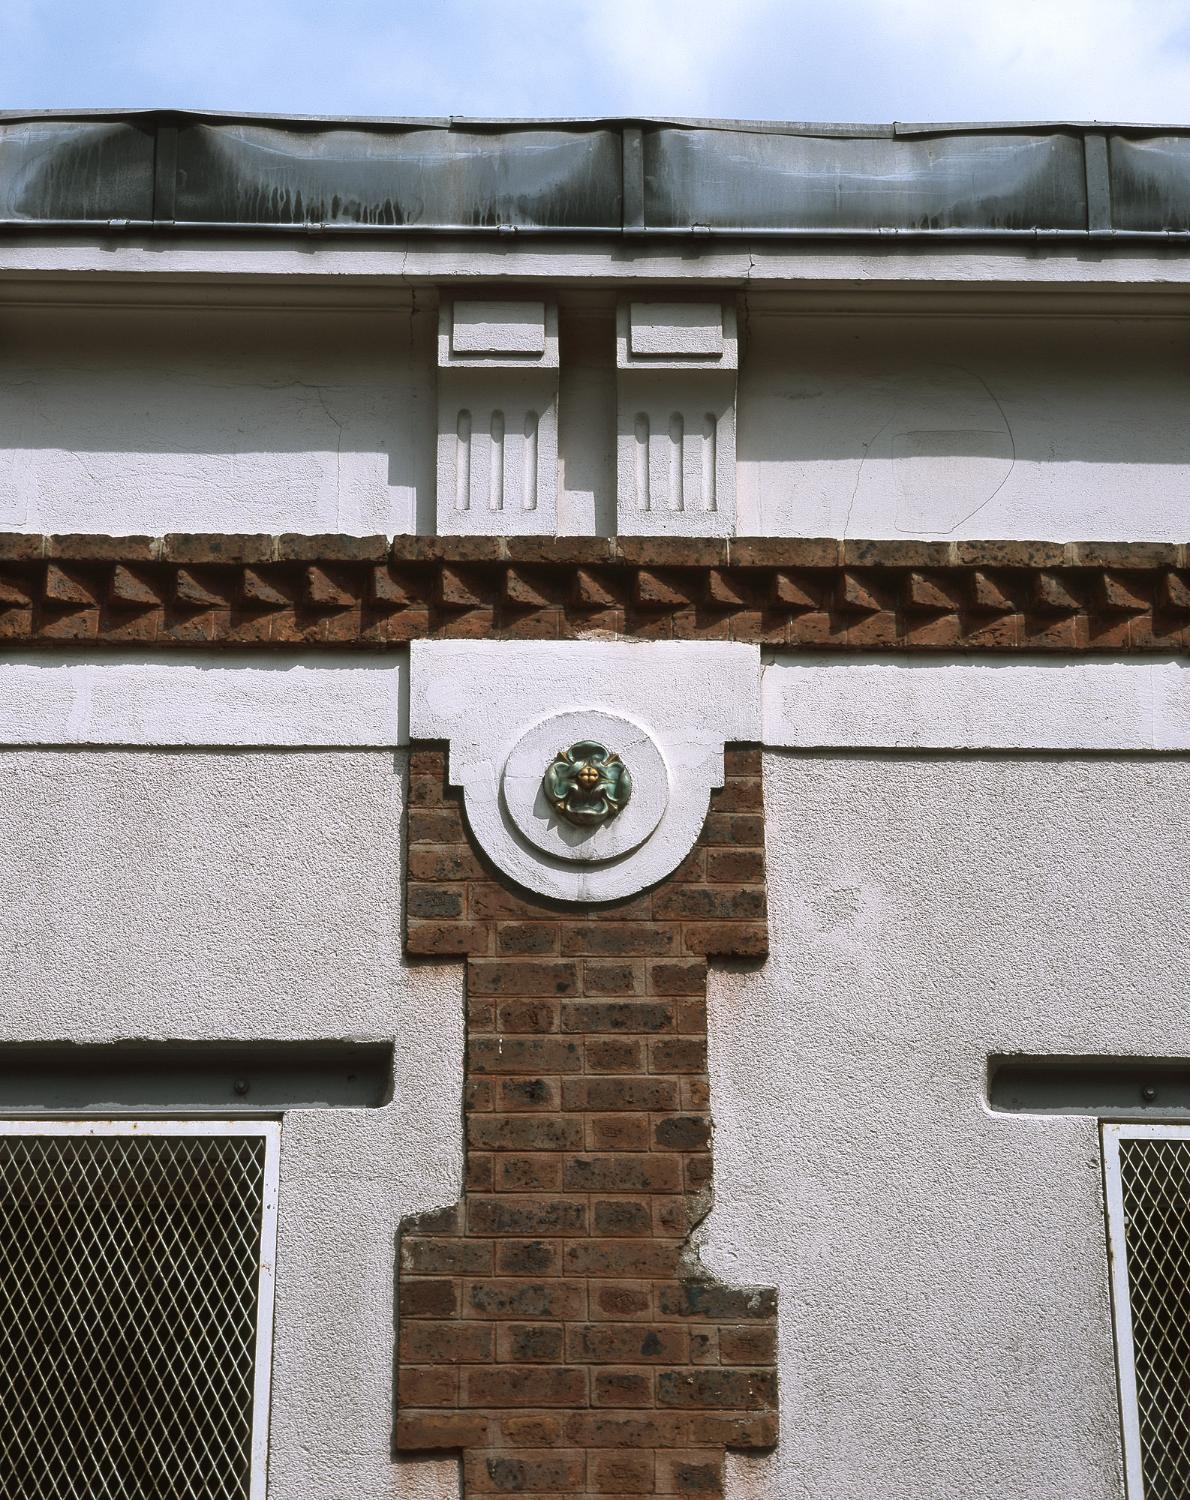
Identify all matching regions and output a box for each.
[0,748,463,1500]
[4,278,1190,542]
[0,298,437,536]
[736,311,1190,539]
[0,652,408,746]
[706,750,1190,1500]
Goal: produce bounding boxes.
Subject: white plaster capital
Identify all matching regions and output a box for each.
[408,640,761,901]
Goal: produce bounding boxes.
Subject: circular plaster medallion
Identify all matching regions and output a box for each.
[502,709,668,863]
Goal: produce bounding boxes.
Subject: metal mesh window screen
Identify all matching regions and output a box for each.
[0,1123,278,1500]
[1105,1125,1190,1500]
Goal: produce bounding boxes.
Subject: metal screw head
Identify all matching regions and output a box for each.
[1142,1084,1158,1102]
[233,1078,250,1097]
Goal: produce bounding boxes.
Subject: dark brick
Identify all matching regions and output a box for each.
[654,1115,712,1151]
[592,1368,654,1408]
[393,745,778,1481]
[656,1450,725,1494]
[496,999,559,1033]
[568,1323,687,1363]
[682,922,768,958]
[587,1114,651,1152]
[497,922,559,955]
[496,1323,566,1363]
[564,1237,685,1276]
[649,1039,708,1074]
[467,1196,587,1237]
[494,1239,560,1276]
[656,1282,778,1320]
[498,1078,560,1110]
[401,1237,493,1275]
[564,1412,685,1447]
[718,1325,778,1364]
[493,1154,563,1191]
[395,1412,490,1451]
[686,1410,778,1448]
[408,845,485,881]
[591,1198,653,1236]
[471,1037,582,1075]
[398,1365,457,1407]
[563,1155,681,1193]
[407,884,465,919]
[561,1001,674,1033]
[497,1414,564,1446]
[465,1280,587,1320]
[588,1448,656,1489]
[582,961,643,995]
[408,808,466,844]
[653,887,766,920]
[400,1279,459,1318]
[468,960,580,997]
[657,1368,777,1410]
[584,1038,645,1072]
[462,1365,587,1408]
[592,1281,653,1319]
[648,959,707,995]
[465,1448,586,1493]
[406,920,489,956]
[562,923,680,957]
[399,1320,493,1365]
[562,1077,680,1111]
[468,1116,583,1151]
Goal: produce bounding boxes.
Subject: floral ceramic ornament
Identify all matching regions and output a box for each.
[543,741,633,827]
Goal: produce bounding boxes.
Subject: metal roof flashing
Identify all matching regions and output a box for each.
[3,111,1190,241]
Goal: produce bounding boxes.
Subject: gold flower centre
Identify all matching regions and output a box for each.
[576,764,602,790]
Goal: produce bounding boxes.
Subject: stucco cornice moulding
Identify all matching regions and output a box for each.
[0,534,1185,652]
[6,280,1190,322]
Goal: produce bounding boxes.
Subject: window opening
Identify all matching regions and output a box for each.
[1104,1123,1190,1500]
[0,1120,279,1500]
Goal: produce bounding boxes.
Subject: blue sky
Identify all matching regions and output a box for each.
[4,0,1190,123]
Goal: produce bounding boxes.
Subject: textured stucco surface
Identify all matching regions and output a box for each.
[0,749,464,1500]
[705,750,1190,1500]
[736,313,1190,540]
[763,655,1190,750]
[0,301,437,536]
[4,287,1190,542]
[0,653,408,747]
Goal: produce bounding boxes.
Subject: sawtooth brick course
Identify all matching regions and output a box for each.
[0,534,1181,649]
[397,746,777,1495]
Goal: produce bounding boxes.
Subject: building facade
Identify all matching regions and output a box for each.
[1,111,1190,1499]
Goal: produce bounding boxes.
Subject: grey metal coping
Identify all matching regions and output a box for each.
[5,109,1190,239]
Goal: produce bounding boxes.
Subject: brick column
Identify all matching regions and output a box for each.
[396,747,778,1497]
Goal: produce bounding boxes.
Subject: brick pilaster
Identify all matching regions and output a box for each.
[397,746,777,1497]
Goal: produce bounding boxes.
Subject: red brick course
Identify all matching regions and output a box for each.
[0,533,1183,650]
[398,746,778,1496]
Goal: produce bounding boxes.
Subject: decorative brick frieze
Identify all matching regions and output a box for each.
[0,534,1185,650]
[398,746,778,1497]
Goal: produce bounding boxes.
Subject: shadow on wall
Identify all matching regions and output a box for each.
[0,303,434,535]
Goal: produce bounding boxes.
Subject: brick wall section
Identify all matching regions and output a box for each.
[397,746,777,1497]
[0,533,1184,650]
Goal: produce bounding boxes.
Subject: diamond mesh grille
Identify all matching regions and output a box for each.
[0,1131,269,1500]
[1119,1135,1190,1500]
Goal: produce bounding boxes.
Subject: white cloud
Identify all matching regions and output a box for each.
[3,0,1190,123]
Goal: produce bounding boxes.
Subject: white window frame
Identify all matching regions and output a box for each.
[1103,1121,1190,1500]
[0,1118,281,1500]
